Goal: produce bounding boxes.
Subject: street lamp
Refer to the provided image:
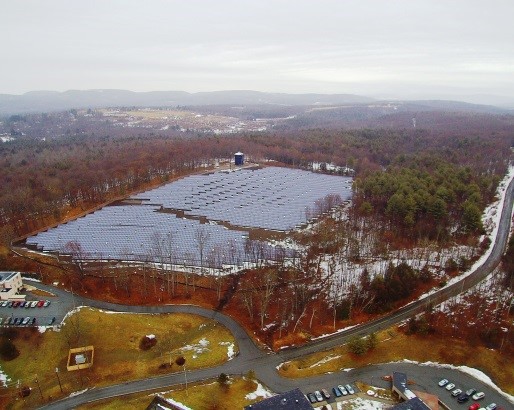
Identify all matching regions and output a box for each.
[55,367,63,393]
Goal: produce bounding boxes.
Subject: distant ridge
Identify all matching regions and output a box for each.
[0,89,375,115]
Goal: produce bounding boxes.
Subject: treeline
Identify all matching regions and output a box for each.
[1,116,512,245]
[353,156,500,242]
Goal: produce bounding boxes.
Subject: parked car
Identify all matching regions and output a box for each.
[485,404,497,410]
[48,317,56,325]
[321,389,331,400]
[6,317,12,325]
[0,301,7,307]
[25,301,31,308]
[43,300,51,307]
[438,378,449,387]
[333,386,342,397]
[37,300,45,307]
[345,384,355,394]
[466,388,477,397]
[458,395,470,403]
[22,317,30,325]
[472,392,485,400]
[13,318,20,325]
[30,301,38,308]
[0,317,3,325]
[7,301,13,307]
[30,317,36,325]
[446,383,456,391]
[20,301,27,308]
[452,388,463,397]
[469,403,481,410]
[12,301,20,308]
[307,393,317,404]
[314,390,323,402]
[338,385,348,395]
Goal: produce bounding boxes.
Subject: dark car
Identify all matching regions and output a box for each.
[48,317,56,325]
[19,301,26,308]
[30,317,36,325]
[307,393,317,404]
[333,386,342,397]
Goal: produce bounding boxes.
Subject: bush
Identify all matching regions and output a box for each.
[366,333,378,350]
[19,386,31,398]
[347,336,367,355]
[139,335,157,351]
[0,337,19,361]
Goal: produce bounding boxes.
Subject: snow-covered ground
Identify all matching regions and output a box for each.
[245,382,274,400]
[313,397,389,410]
[0,364,11,387]
[321,165,514,303]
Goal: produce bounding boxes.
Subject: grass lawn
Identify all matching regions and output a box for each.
[76,376,271,410]
[0,308,237,410]
[278,328,514,395]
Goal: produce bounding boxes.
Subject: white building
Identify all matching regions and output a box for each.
[0,271,23,300]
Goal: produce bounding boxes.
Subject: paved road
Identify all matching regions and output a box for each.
[35,176,514,409]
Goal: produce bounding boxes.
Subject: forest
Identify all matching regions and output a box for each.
[1,107,514,348]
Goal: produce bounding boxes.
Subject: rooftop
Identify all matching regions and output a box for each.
[244,388,313,410]
[0,271,20,282]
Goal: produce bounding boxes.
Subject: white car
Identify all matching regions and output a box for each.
[345,384,355,394]
[314,391,323,402]
[438,378,449,387]
[451,388,462,397]
[485,404,496,410]
[337,385,348,395]
[472,392,485,400]
[445,383,456,391]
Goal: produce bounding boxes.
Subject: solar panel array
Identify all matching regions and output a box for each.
[26,167,353,267]
[26,205,249,267]
[132,167,352,231]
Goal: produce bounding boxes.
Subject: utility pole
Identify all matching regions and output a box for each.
[184,363,188,396]
[55,367,63,393]
[35,375,43,399]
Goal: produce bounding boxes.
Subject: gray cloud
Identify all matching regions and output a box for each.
[1,0,513,101]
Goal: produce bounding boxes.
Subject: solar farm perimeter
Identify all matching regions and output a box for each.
[25,166,353,269]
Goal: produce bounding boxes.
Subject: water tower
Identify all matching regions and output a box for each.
[234,152,244,166]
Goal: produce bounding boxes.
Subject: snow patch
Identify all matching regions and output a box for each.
[333,397,388,409]
[245,382,274,400]
[68,388,88,398]
[219,341,237,359]
[181,338,210,357]
[0,364,11,386]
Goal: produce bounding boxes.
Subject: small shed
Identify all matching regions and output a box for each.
[234,152,244,166]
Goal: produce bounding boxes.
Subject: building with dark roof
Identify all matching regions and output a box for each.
[391,372,431,410]
[244,388,313,410]
[392,396,432,410]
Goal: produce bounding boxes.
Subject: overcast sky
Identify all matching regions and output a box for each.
[2,0,513,101]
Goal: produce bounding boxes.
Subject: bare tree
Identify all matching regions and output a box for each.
[194,226,211,291]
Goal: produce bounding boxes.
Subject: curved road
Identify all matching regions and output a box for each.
[36,176,514,409]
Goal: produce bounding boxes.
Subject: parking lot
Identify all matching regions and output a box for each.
[0,282,73,328]
[305,383,360,407]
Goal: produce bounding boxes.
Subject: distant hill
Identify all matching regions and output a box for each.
[0,89,375,115]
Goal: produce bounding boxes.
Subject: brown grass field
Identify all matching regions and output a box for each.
[0,308,237,410]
